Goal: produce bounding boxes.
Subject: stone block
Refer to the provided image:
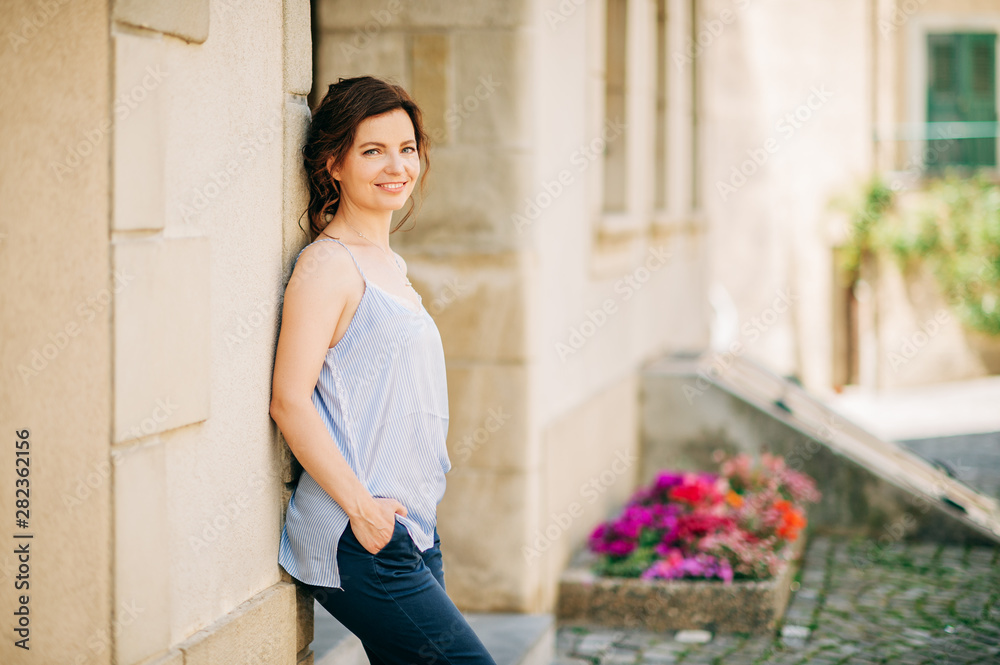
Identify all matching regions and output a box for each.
[444,364,530,471]
[315,0,529,30]
[283,95,312,262]
[411,33,452,145]
[113,30,167,231]
[528,374,642,610]
[405,251,526,362]
[295,581,314,655]
[437,467,538,612]
[114,439,171,663]
[315,30,408,92]
[136,649,184,665]
[452,30,529,146]
[556,536,805,634]
[113,235,210,443]
[179,583,297,665]
[113,0,208,43]
[392,145,530,251]
[542,374,639,509]
[284,0,312,95]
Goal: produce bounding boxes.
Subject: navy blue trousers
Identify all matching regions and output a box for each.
[306,519,496,665]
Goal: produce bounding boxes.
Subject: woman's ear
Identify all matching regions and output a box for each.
[326,155,340,181]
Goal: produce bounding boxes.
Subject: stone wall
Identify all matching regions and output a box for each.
[0,0,314,662]
[697,0,872,391]
[1,1,113,662]
[864,0,1000,389]
[313,0,709,612]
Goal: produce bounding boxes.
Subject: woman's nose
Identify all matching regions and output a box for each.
[386,152,405,174]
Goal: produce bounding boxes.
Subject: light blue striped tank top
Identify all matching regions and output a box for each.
[278,237,452,589]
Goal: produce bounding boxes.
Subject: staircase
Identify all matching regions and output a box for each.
[641,354,1000,544]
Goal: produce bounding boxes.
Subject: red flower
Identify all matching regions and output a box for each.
[674,513,735,541]
[772,500,807,540]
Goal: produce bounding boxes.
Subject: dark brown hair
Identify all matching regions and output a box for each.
[301,76,431,240]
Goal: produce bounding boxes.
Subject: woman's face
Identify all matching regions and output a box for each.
[329,108,420,214]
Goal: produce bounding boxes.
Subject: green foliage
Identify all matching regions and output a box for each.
[840,176,895,275]
[592,545,658,578]
[840,173,1000,336]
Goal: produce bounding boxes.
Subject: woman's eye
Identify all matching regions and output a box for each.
[403,146,416,153]
[363,148,379,155]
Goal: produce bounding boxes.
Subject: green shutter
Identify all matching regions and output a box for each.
[926,32,997,170]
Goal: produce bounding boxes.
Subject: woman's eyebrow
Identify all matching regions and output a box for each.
[358,139,417,148]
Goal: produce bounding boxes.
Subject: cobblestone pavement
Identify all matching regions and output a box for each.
[556,536,1000,664]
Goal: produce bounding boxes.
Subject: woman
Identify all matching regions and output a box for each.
[270,76,496,664]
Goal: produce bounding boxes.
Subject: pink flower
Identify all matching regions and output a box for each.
[590,454,819,581]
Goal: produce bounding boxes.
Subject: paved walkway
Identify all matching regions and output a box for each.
[555,535,1000,664]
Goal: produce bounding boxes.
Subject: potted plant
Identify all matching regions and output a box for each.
[557,451,821,633]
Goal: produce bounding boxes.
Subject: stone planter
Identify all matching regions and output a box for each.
[556,535,806,634]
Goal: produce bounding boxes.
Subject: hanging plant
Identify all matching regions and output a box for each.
[839,172,1000,336]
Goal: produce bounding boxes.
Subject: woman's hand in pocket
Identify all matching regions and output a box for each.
[350,496,408,555]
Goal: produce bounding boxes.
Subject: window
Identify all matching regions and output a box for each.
[653,0,668,212]
[603,0,628,214]
[926,32,997,170]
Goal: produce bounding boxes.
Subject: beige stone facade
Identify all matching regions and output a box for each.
[864,0,1000,388]
[313,0,709,611]
[3,0,997,662]
[2,0,314,662]
[694,0,1000,392]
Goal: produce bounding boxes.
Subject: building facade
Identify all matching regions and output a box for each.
[3,0,998,663]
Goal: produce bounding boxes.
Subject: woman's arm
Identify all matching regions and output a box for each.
[269,242,406,554]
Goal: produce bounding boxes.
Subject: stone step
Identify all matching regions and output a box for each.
[312,600,554,665]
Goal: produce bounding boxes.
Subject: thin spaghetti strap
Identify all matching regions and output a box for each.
[295,237,367,282]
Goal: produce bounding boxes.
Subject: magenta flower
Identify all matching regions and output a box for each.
[588,454,820,582]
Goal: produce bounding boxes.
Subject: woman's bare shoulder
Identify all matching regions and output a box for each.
[289,240,364,293]
[280,240,364,343]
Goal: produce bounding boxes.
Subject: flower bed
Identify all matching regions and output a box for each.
[557,452,821,633]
